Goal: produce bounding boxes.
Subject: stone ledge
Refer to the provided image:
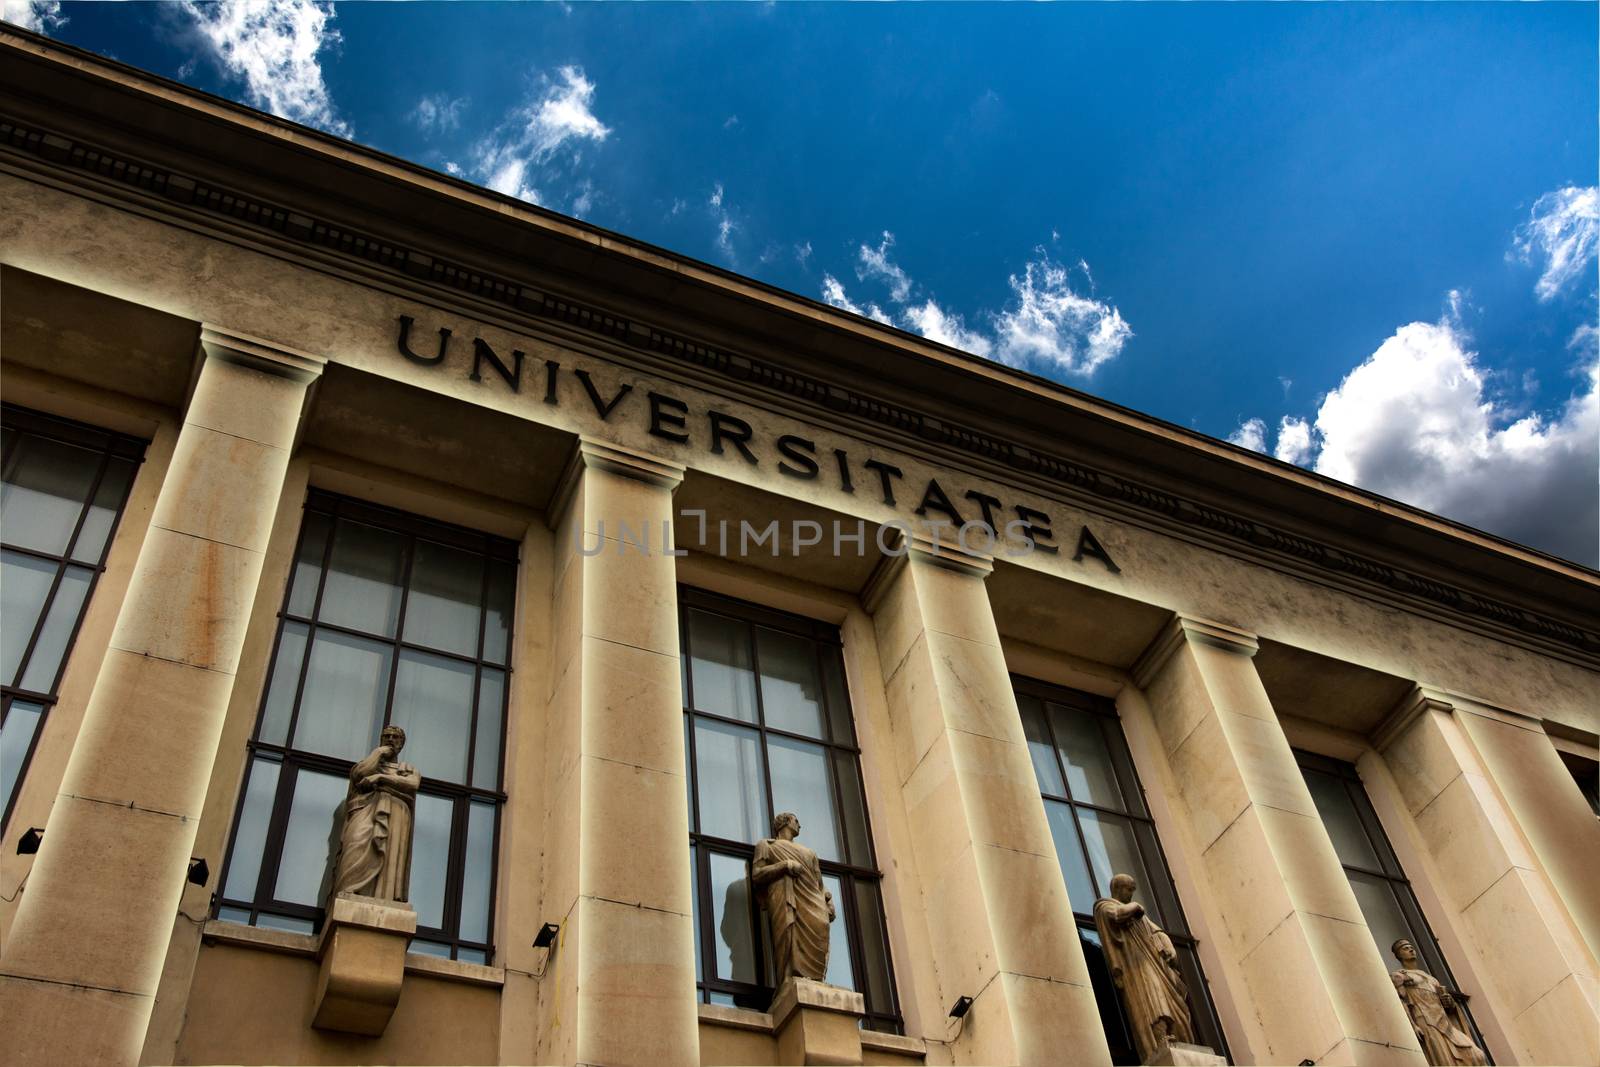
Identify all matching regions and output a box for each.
[199,919,505,987]
[860,1028,927,1056]
[698,1000,776,1032]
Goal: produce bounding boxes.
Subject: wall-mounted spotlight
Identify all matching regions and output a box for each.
[532,922,560,949]
[187,857,210,887]
[16,827,43,855]
[948,995,974,1020]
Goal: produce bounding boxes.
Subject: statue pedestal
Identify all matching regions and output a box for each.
[310,893,417,1036]
[771,977,866,1066]
[1145,1042,1227,1066]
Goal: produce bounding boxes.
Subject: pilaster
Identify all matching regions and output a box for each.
[1377,686,1600,1066]
[538,435,699,1067]
[866,536,1109,1066]
[1134,615,1424,1067]
[0,327,322,1066]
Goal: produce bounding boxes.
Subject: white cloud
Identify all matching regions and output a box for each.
[443,160,463,177]
[180,0,352,137]
[904,299,994,358]
[1512,185,1599,302]
[1273,416,1314,465]
[1,0,64,32]
[795,241,813,268]
[471,65,610,207]
[709,183,724,209]
[820,275,893,325]
[1227,418,1268,452]
[1234,313,1598,564]
[707,183,738,260]
[856,232,913,303]
[991,255,1132,375]
[412,93,465,134]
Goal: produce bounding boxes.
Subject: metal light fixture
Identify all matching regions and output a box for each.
[187,857,210,887]
[16,827,43,855]
[532,922,560,949]
[948,995,974,1020]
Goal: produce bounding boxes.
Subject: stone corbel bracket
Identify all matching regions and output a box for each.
[311,893,418,1037]
[770,977,867,1066]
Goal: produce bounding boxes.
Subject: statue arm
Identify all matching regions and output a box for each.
[750,843,784,888]
[350,747,385,783]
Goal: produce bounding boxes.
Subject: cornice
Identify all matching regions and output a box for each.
[1131,614,1260,689]
[199,324,326,382]
[2,112,1597,665]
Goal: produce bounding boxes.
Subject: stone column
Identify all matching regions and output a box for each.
[1378,687,1600,1066]
[0,328,322,1066]
[1132,615,1424,1067]
[866,538,1108,1066]
[538,436,699,1067]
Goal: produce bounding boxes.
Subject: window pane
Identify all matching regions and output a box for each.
[257,913,314,935]
[756,627,825,739]
[690,845,703,982]
[460,800,495,944]
[1,700,46,815]
[709,851,759,984]
[18,564,92,693]
[257,622,309,746]
[1079,925,1138,1064]
[273,768,347,907]
[403,540,483,657]
[0,435,97,555]
[471,668,505,789]
[319,520,406,638]
[1304,770,1382,871]
[286,511,332,618]
[694,718,768,844]
[687,610,756,722]
[1044,798,1095,913]
[1077,809,1161,924]
[1018,693,1066,796]
[1348,870,1418,966]
[821,655,854,745]
[482,560,515,666]
[1135,821,1187,936]
[1049,703,1123,810]
[1,550,55,686]
[217,905,252,924]
[822,873,853,990]
[293,630,393,762]
[69,457,136,564]
[457,947,487,964]
[223,757,282,901]
[853,880,894,1015]
[409,938,451,958]
[768,736,841,863]
[832,751,871,866]
[409,793,454,930]
[389,649,474,784]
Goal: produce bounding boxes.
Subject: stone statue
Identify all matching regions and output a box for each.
[1094,873,1195,1063]
[1390,938,1487,1066]
[331,724,421,903]
[751,812,835,982]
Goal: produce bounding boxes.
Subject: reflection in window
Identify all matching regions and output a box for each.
[1296,751,1489,1058]
[681,588,900,1034]
[1015,678,1229,1065]
[215,491,516,962]
[1,407,143,825]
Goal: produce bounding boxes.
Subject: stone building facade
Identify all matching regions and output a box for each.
[1,27,1596,1067]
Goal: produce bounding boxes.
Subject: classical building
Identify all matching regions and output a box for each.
[1,26,1596,1067]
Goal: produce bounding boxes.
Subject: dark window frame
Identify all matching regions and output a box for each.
[213,489,516,963]
[1012,674,1230,1065]
[680,585,902,1034]
[1,405,145,828]
[1295,749,1491,1061]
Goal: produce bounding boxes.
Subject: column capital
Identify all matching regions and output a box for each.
[1372,684,1457,752]
[199,324,326,382]
[859,531,992,612]
[546,435,684,530]
[1132,612,1259,688]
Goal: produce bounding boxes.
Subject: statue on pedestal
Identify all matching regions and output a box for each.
[1390,938,1488,1066]
[1094,873,1195,1063]
[332,724,421,903]
[752,812,835,982]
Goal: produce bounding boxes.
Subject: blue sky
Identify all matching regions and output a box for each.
[7,2,1598,564]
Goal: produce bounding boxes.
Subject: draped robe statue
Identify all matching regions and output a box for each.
[1094,873,1195,1063]
[332,725,421,903]
[1390,939,1487,1066]
[751,812,835,982]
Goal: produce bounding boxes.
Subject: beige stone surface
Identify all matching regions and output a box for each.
[772,977,867,1066]
[1143,1041,1227,1066]
[311,895,418,1036]
[185,352,318,450]
[572,894,701,1066]
[149,422,289,553]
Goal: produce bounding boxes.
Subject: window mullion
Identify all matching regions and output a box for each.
[278,504,339,749]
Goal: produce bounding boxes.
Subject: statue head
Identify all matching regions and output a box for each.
[772,812,801,840]
[1392,938,1419,967]
[380,724,407,755]
[1109,873,1138,903]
